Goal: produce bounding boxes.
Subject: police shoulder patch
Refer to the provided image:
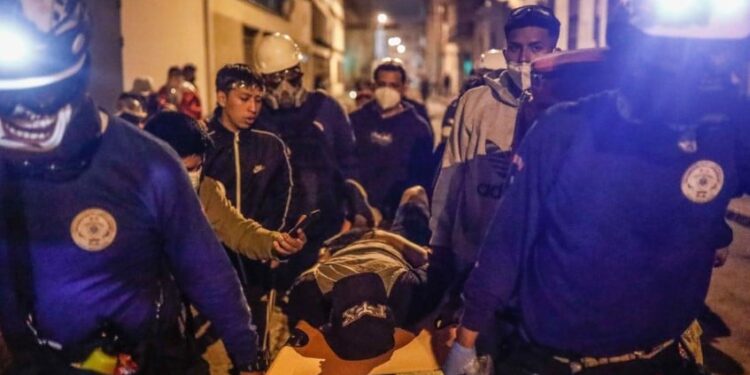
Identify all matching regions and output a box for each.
[70,208,118,252]
[681,160,724,204]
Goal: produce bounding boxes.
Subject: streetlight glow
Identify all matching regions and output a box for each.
[388,37,402,47]
[397,44,406,54]
[377,13,389,24]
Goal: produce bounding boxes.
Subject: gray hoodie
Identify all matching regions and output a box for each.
[430,70,522,272]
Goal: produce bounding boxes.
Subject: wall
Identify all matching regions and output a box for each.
[85,0,124,112]
[121,0,210,114]
[122,0,345,113]
[554,0,570,50]
[208,0,344,101]
[209,0,314,94]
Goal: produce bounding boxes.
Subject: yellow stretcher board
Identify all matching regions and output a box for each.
[267,321,441,375]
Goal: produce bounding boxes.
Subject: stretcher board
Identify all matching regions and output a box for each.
[267,321,441,375]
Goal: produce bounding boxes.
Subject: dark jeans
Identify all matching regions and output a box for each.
[494,341,704,375]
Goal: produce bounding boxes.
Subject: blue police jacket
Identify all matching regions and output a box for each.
[0,101,257,367]
[462,92,750,356]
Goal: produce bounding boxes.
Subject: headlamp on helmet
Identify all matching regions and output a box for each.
[624,0,750,39]
[0,0,91,154]
[0,24,33,67]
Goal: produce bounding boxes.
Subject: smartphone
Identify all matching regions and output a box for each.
[289,209,321,236]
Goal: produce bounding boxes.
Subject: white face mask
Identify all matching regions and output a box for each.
[0,104,72,153]
[507,62,532,91]
[188,169,202,190]
[373,87,402,111]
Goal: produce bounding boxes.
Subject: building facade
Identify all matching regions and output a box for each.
[84,0,345,114]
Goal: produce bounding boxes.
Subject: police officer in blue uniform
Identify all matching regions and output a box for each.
[443,0,750,374]
[0,1,259,374]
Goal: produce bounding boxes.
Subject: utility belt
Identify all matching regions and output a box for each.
[551,320,704,374]
[14,323,207,375]
[495,321,707,375]
[10,321,142,375]
[11,294,209,375]
[67,333,140,375]
[552,339,675,374]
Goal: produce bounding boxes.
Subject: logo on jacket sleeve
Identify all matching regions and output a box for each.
[681,160,724,204]
[71,208,117,252]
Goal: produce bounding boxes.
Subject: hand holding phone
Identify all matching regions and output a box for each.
[289,209,321,237]
[271,210,319,260]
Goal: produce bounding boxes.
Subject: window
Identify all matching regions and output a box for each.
[568,0,580,50]
[243,27,260,66]
[248,0,286,15]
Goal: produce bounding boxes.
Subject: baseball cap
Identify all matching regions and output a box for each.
[505,5,561,39]
[323,273,396,360]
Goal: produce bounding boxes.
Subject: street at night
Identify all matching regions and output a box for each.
[1,0,749,374]
[705,199,750,374]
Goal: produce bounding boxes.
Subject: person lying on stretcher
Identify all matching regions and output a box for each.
[283,186,442,361]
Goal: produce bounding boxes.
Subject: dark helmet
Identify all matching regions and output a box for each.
[608,0,750,49]
[607,0,749,124]
[0,0,91,114]
[0,0,91,154]
[619,0,748,38]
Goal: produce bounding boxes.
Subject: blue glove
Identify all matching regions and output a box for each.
[442,342,477,375]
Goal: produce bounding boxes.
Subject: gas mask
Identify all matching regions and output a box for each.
[373,87,402,111]
[0,0,91,156]
[263,66,308,110]
[507,62,532,91]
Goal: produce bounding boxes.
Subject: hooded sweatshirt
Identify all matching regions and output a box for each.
[351,101,435,221]
[430,70,523,275]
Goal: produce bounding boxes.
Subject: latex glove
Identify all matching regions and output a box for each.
[442,341,477,375]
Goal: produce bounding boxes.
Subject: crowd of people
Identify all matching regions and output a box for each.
[1,0,749,374]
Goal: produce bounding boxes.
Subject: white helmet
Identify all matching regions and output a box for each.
[255,33,303,74]
[619,0,750,40]
[479,49,505,70]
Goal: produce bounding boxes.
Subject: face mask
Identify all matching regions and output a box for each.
[374,87,401,111]
[507,62,532,91]
[0,104,73,153]
[188,168,202,190]
[265,80,308,110]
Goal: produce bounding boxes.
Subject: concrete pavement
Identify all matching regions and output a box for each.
[705,197,750,374]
